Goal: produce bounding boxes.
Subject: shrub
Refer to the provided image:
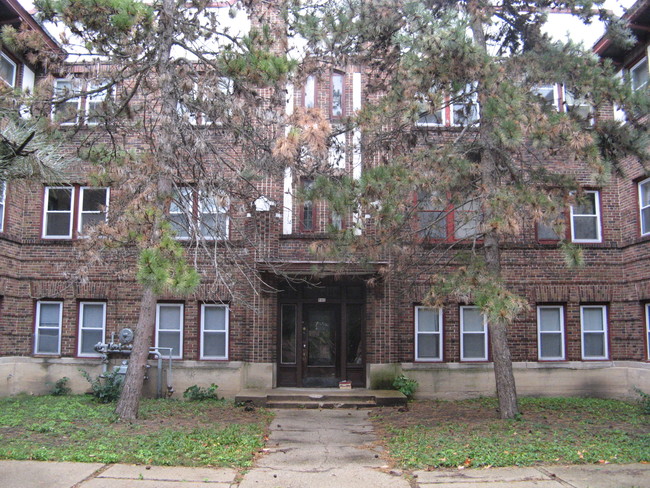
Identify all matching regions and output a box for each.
[80,368,124,403]
[393,374,418,401]
[50,377,71,396]
[183,384,219,401]
[634,387,650,415]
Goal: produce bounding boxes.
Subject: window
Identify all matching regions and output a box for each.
[0,180,5,232]
[537,306,565,360]
[43,187,74,238]
[78,187,109,236]
[304,75,316,108]
[156,303,183,359]
[35,301,62,355]
[460,306,488,361]
[646,304,650,360]
[332,71,344,118]
[78,302,106,357]
[417,192,481,242]
[329,131,346,169]
[85,82,108,126]
[570,191,601,243]
[0,52,16,87]
[200,304,229,360]
[564,89,593,122]
[415,307,443,361]
[416,84,479,127]
[169,187,229,240]
[581,305,608,360]
[639,178,650,236]
[53,79,81,125]
[300,179,315,232]
[631,57,649,92]
[532,85,560,110]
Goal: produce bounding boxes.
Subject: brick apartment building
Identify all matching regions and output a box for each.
[0,0,648,399]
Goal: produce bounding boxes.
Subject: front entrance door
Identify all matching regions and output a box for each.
[303,304,339,387]
[277,281,366,388]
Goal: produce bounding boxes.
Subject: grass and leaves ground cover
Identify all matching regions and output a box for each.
[372,397,650,469]
[0,395,271,468]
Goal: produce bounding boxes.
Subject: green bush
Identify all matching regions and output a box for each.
[393,374,418,401]
[634,387,650,415]
[80,368,124,403]
[183,384,219,401]
[50,377,71,396]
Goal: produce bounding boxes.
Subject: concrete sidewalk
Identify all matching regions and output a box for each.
[1,408,649,487]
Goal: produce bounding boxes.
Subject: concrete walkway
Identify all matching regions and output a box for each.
[1,409,649,487]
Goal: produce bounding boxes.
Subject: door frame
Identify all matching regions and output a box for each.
[276,280,366,387]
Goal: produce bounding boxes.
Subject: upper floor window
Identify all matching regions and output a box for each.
[169,186,229,240]
[537,305,565,360]
[631,57,649,92]
[580,305,608,360]
[85,81,108,126]
[417,192,481,242]
[35,301,62,355]
[52,79,82,125]
[156,303,183,359]
[0,181,5,232]
[43,186,109,239]
[639,178,650,237]
[564,89,593,123]
[416,84,479,127]
[0,52,17,87]
[532,85,560,111]
[460,306,488,361]
[304,75,316,109]
[331,71,344,118]
[78,302,106,357]
[415,306,443,361]
[200,304,229,360]
[570,190,601,243]
[300,179,315,232]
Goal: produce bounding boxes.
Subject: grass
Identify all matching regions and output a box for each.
[372,397,650,469]
[0,395,272,468]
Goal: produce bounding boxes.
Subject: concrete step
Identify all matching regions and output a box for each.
[266,399,377,409]
[236,388,406,409]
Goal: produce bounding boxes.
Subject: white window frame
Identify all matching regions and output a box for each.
[415,306,443,362]
[460,306,488,361]
[77,187,109,236]
[630,56,649,92]
[155,303,184,359]
[77,302,106,358]
[200,304,229,360]
[570,190,602,243]
[537,305,565,361]
[639,178,650,237]
[42,186,75,239]
[0,51,17,87]
[563,87,594,123]
[35,301,63,355]
[450,83,480,127]
[169,186,193,240]
[0,180,5,232]
[580,305,609,360]
[532,85,560,111]
[646,303,650,361]
[52,79,82,126]
[198,191,229,240]
[85,81,108,126]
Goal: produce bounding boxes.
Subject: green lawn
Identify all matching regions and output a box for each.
[372,397,650,469]
[0,395,272,468]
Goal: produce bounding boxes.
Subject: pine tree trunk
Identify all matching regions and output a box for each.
[490,317,519,419]
[115,287,158,420]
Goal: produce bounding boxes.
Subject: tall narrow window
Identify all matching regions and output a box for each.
[0,52,16,87]
[415,307,443,361]
[639,178,650,236]
[85,82,108,125]
[537,306,565,360]
[304,75,316,109]
[631,57,649,92]
[200,304,228,360]
[454,200,481,240]
[581,305,608,360]
[460,306,488,361]
[451,84,479,126]
[78,302,106,357]
[332,71,344,118]
[570,191,601,243]
[156,303,183,359]
[198,192,229,240]
[169,187,192,240]
[301,179,314,232]
[78,187,109,236]
[281,304,297,364]
[35,301,62,355]
[329,131,346,169]
[53,79,81,125]
[0,180,5,232]
[43,187,74,238]
[417,191,447,240]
